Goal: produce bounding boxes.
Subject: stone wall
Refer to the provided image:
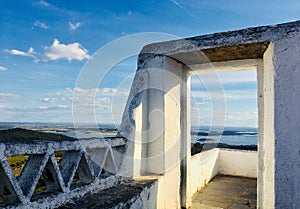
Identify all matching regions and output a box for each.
[190,149,257,197]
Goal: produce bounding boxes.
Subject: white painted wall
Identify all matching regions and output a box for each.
[272,32,300,209]
[190,148,257,199]
[218,149,257,178]
[123,56,185,209]
[259,43,275,209]
[190,149,219,195]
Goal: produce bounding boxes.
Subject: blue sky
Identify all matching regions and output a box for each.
[0,0,299,126]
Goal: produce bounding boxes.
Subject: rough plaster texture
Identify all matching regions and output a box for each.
[120,55,186,208]
[256,63,265,209]
[140,21,300,65]
[190,148,257,198]
[111,180,158,209]
[190,149,219,196]
[260,43,275,209]
[0,138,124,208]
[120,20,300,208]
[272,32,300,209]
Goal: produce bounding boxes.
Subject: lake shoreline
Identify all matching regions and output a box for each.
[191,142,257,155]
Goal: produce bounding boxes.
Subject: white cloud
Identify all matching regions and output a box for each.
[1,105,69,112]
[38,0,50,7]
[34,21,48,29]
[7,47,35,57]
[224,90,257,100]
[218,70,256,83]
[30,87,128,123]
[191,70,257,86]
[41,87,118,109]
[73,87,117,95]
[67,89,111,113]
[225,112,257,119]
[0,66,7,71]
[44,39,91,61]
[69,22,81,30]
[224,111,258,127]
[0,93,20,102]
[74,97,111,110]
[100,88,118,94]
[38,105,69,111]
[1,87,127,123]
[169,0,197,20]
[9,49,28,56]
[72,87,115,110]
[41,97,57,103]
[6,47,39,62]
[191,89,257,101]
[38,87,122,114]
[0,93,19,99]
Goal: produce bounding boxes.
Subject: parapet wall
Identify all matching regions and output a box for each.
[218,149,257,178]
[190,149,219,196]
[0,138,125,208]
[190,148,257,196]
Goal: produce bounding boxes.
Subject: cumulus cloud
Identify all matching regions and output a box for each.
[69,22,81,30]
[44,39,91,61]
[34,21,48,29]
[0,66,7,71]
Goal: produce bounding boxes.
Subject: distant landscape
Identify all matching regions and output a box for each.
[0,122,258,169]
[0,122,257,144]
[0,127,76,142]
[0,125,257,201]
[0,122,119,139]
[0,122,257,201]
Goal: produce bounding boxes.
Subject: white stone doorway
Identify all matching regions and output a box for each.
[186,62,261,208]
[177,43,274,208]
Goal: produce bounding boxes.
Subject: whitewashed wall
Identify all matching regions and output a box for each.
[190,149,219,195]
[218,149,257,178]
[190,148,257,197]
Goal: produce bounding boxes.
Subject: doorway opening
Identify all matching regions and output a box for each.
[190,69,258,153]
[183,56,264,206]
[189,68,259,208]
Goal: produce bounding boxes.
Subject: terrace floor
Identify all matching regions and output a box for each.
[191,175,257,209]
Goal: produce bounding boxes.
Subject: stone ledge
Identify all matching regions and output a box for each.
[57,180,157,209]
